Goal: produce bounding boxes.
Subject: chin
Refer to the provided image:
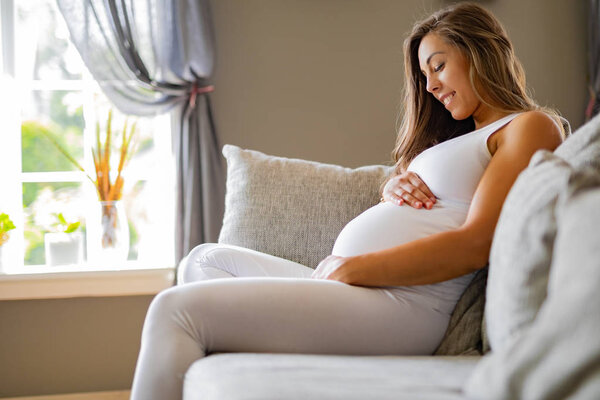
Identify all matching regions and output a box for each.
[449,110,470,121]
[448,105,476,121]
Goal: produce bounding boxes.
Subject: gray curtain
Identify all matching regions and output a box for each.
[57,0,225,263]
[587,0,600,120]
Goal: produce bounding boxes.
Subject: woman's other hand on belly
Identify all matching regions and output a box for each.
[312,255,367,285]
[382,171,436,209]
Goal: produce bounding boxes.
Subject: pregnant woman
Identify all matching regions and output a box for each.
[131,3,564,399]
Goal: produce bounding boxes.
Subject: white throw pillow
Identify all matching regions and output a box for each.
[484,150,572,352]
[218,145,391,269]
[465,168,600,400]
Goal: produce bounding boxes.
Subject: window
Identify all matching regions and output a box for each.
[0,0,175,273]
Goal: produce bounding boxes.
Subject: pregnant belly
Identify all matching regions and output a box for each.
[331,201,469,257]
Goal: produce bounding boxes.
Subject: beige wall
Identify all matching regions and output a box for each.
[211,0,587,167]
[0,296,153,397]
[0,1,588,397]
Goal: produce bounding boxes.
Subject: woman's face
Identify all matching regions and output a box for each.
[418,33,489,125]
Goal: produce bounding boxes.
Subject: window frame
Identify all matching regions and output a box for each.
[0,0,176,287]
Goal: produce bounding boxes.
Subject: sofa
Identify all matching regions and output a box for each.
[177,113,600,399]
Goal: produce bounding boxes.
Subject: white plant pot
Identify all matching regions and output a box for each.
[45,232,84,266]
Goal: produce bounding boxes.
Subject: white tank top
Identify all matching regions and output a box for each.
[406,113,522,205]
[331,113,521,312]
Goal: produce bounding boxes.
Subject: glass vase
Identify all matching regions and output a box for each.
[87,201,129,266]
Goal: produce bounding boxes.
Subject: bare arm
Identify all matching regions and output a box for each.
[314,111,563,286]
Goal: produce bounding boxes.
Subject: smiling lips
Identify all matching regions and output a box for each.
[439,91,455,106]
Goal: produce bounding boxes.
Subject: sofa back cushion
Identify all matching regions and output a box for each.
[466,169,600,400]
[218,145,391,269]
[484,150,572,352]
[554,113,600,168]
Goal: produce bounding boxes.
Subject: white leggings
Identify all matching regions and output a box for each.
[130,244,454,400]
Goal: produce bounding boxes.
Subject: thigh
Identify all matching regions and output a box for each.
[178,243,315,283]
[162,277,449,356]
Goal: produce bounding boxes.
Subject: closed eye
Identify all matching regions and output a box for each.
[434,62,445,72]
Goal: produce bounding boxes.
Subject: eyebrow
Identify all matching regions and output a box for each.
[425,51,445,66]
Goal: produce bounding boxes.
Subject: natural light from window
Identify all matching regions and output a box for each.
[0,0,176,274]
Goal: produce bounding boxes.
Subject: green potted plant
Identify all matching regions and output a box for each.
[44,213,83,266]
[0,213,16,270]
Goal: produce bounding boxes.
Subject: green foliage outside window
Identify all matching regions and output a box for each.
[22,119,82,264]
[21,90,85,265]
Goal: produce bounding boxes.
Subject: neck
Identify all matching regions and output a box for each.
[472,104,510,130]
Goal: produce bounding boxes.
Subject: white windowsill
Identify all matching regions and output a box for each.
[1,389,130,400]
[0,264,175,300]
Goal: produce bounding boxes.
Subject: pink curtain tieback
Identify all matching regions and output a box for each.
[189,82,215,108]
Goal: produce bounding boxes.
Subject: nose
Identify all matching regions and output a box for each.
[426,76,440,93]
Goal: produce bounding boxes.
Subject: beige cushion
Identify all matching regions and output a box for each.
[465,168,600,400]
[185,353,479,400]
[485,150,572,352]
[218,145,391,269]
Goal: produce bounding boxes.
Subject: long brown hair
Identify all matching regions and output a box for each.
[391,2,560,174]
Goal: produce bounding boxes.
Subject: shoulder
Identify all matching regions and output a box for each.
[499,110,563,152]
[502,111,563,150]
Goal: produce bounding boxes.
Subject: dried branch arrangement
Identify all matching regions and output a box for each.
[92,110,137,201]
[42,109,138,202]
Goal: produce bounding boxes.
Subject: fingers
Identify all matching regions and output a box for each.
[381,177,403,206]
[399,183,435,210]
[382,172,436,209]
[394,189,430,209]
[311,260,325,279]
[383,188,405,206]
[389,193,405,206]
[311,255,340,280]
[407,173,436,201]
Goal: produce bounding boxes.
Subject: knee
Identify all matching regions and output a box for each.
[143,285,199,338]
[141,285,207,348]
[178,243,221,284]
[146,286,182,325]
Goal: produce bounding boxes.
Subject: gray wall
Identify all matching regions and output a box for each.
[212,0,587,167]
[0,0,587,397]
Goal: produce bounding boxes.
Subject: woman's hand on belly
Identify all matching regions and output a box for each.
[382,171,436,209]
[312,255,366,284]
